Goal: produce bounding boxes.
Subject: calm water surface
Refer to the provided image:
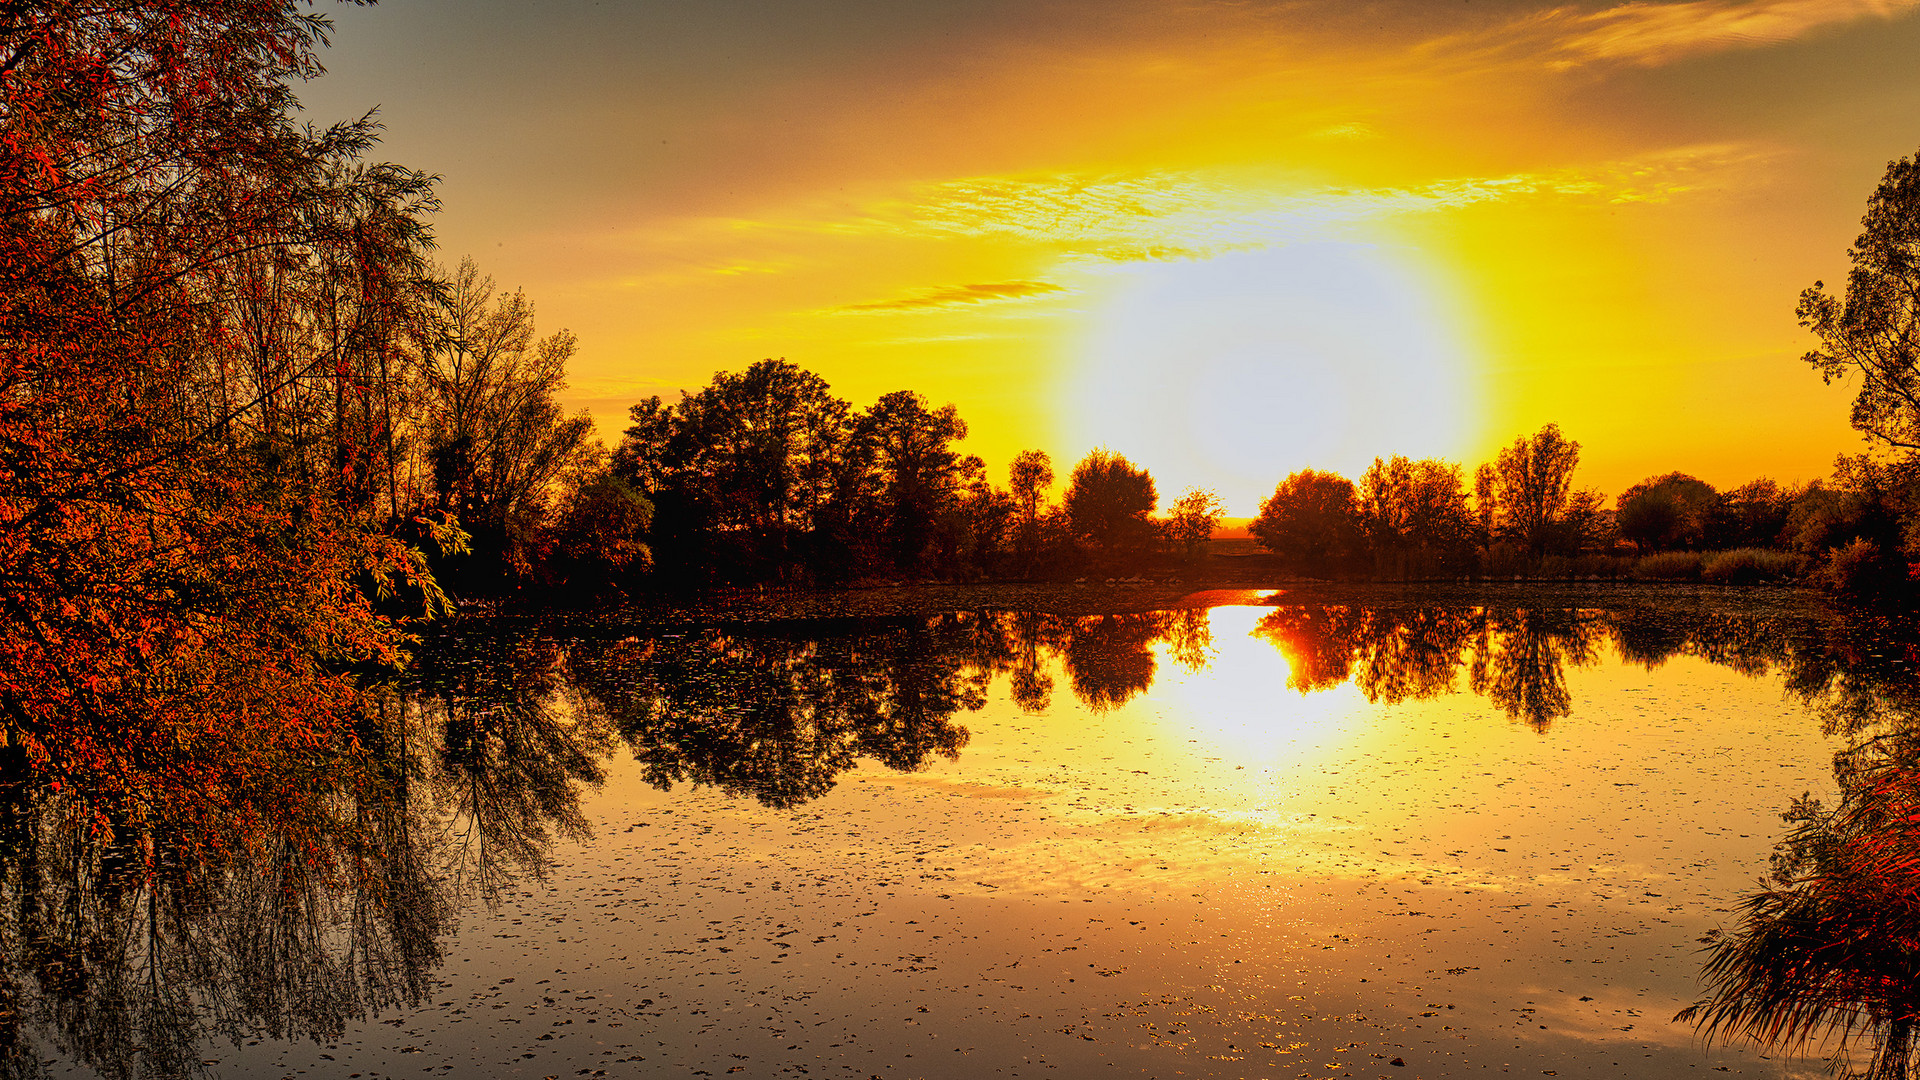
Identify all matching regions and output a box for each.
[13,587,1916,1080]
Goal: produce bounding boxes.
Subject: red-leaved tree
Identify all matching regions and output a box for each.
[0,2,447,825]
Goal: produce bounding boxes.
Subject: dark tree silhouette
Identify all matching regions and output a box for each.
[420,259,598,586]
[1357,455,1477,576]
[1250,469,1363,575]
[856,390,976,571]
[1487,423,1583,556]
[1064,449,1157,555]
[1009,449,1054,567]
[1801,148,1920,456]
[615,359,852,583]
[1163,487,1225,560]
[1616,472,1718,551]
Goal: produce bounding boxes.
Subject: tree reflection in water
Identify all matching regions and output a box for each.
[6,598,1920,1078]
[1679,616,1920,1079]
[1256,603,1646,730]
[0,630,614,1080]
[568,608,1217,809]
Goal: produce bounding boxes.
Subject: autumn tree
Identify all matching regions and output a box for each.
[1800,148,1920,457]
[854,390,974,571]
[615,359,851,583]
[1162,488,1225,560]
[1064,450,1158,555]
[420,259,598,586]
[1249,469,1361,575]
[1356,455,1477,575]
[1008,449,1054,566]
[1616,472,1719,551]
[1487,424,1583,556]
[0,2,452,808]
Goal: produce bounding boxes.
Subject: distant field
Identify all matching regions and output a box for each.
[1204,536,1263,556]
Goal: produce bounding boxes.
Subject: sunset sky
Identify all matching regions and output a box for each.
[300,0,1920,514]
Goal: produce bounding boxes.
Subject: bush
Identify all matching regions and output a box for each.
[1700,547,1805,585]
[1814,538,1907,596]
[1631,551,1703,581]
[1480,543,1530,579]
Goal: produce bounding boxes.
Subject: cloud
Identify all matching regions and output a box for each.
[1308,121,1382,141]
[1537,0,1920,67]
[855,143,1769,263]
[835,279,1069,312]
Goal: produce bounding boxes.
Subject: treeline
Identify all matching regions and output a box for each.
[1247,424,1920,595]
[608,358,1222,589]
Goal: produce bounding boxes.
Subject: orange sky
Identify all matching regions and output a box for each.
[300,0,1920,514]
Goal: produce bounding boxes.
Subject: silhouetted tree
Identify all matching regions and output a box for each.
[1064,450,1157,557]
[1800,147,1920,457]
[855,391,975,571]
[418,259,598,587]
[1163,488,1225,560]
[542,472,654,595]
[614,359,852,584]
[1356,455,1477,576]
[1616,472,1718,551]
[1009,449,1054,568]
[1712,479,1798,550]
[1250,469,1362,575]
[1487,423,1583,557]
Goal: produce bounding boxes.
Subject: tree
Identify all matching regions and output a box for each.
[1250,469,1361,574]
[1713,478,1797,550]
[1488,424,1583,556]
[545,472,654,592]
[1009,449,1054,565]
[1064,450,1157,554]
[613,359,851,583]
[419,259,598,584]
[855,391,972,571]
[0,2,449,810]
[1680,743,1920,1080]
[1356,455,1476,574]
[1616,472,1718,551]
[1800,149,1920,456]
[1162,488,1225,559]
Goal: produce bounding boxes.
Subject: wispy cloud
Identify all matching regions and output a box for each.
[847,143,1768,263]
[1533,0,1920,67]
[836,279,1069,313]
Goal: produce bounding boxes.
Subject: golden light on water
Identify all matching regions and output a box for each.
[1145,606,1366,765]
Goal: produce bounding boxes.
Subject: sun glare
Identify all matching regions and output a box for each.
[1150,606,1361,766]
[1063,242,1481,514]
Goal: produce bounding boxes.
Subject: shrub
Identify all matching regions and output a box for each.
[1700,548,1805,585]
[1631,551,1703,581]
[1814,538,1907,596]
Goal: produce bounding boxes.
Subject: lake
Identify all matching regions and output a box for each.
[7,585,1916,1080]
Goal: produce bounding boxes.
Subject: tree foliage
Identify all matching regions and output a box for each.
[1801,149,1920,456]
[1487,423,1583,555]
[0,0,457,806]
[614,362,1004,583]
[1250,469,1361,574]
[1356,455,1476,573]
[1616,472,1719,551]
[1162,487,1224,558]
[1064,449,1157,554]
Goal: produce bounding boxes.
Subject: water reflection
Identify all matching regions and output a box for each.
[6,594,1920,1079]
[1679,616,1920,1078]
[0,631,612,1080]
[570,620,983,810]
